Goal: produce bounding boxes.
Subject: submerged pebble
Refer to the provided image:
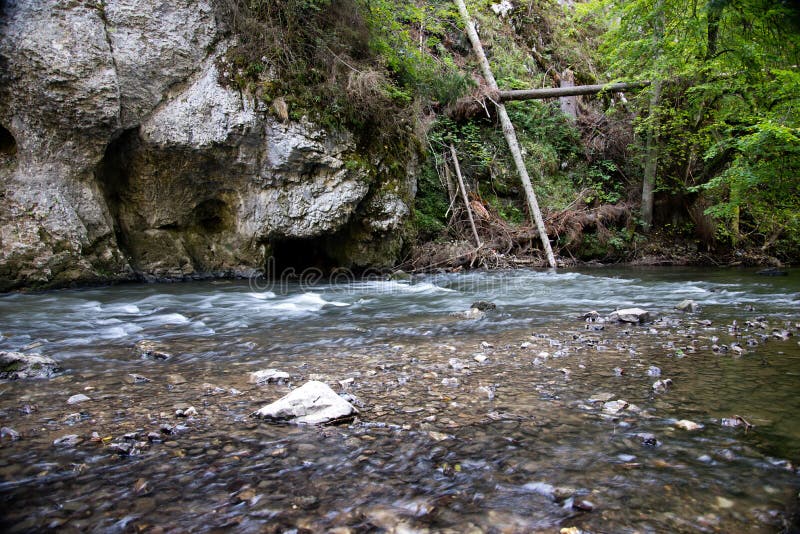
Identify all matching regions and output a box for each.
[67,394,91,405]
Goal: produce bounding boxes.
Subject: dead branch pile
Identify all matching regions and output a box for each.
[576,106,634,163]
[445,78,499,122]
[547,202,632,246]
[408,190,632,272]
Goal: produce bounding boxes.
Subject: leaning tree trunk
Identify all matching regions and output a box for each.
[454,0,556,268]
[449,144,482,248]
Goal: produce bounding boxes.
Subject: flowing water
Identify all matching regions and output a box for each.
[0,268,798,532]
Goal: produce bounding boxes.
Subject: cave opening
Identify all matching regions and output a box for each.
[95,127,139,251]
[0,124,17,157]
[268,237,340,279]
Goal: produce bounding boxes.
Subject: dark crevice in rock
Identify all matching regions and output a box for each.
[95,1,122,127]
[96,127,139,258]
[0,124,16,157]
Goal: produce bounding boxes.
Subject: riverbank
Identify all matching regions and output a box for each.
[407,231,793,274]
[1,269,799,532]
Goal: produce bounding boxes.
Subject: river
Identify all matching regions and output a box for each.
[0,267,798,532]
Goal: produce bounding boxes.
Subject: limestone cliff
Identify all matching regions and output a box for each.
[0,0,415,290]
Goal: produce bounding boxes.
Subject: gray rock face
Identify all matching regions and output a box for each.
[0,351,61,379]
[253,381,357,424]
[0,0,415,290]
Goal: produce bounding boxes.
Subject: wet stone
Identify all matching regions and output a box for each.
[609,308,652,324]
[448,358,466,371]
[652,379,673,393]
[67,394,91,405]
[133,340,172,360]
[675,419,703,431]
[676,300,699,313]
[603,400,629,414]
[588,392,615,403]
[125,374,151,384]
[53,434,82,448]
[0,351,61,380]
[107,442,133,455]
[249,369,291,385]
[176,406,198,417]
[637,433,660,447]
[166,374,187,385]
[441,377,459,387]
[450,308,485,320]
[1,426,20,441]
[253,381,357,425]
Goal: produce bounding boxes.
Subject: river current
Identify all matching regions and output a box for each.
[0,268,798,532]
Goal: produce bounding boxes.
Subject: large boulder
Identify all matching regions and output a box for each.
[253,381,357,425]
[0,351,61,379]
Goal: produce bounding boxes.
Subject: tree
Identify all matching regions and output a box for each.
[594,0,800,253]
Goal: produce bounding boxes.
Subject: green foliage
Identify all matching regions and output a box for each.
[413,162,449,239]
[486,195,524,224]
[592,0,800,253]
[582,159,625,204]
[369,1,474,107]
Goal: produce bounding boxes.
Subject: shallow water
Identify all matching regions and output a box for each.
[0,267,798,532]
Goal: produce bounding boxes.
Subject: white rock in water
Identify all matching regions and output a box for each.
[448,358,465,371]
[67,394,91,405]
[675,299,699,313]
[675,419,703,431]
[602,399,629,414]
[450,308,484,320]
[253,381,357,425]
[478,385,496,400]
[249,369,291,385]
[609,308,651,323]
[647,366,662,377]
[652,378,673,393]
[588,392,615,403]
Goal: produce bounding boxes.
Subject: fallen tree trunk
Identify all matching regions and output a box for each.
[498,81,650,102]
[454,0,557,269]
[449,80,650,120]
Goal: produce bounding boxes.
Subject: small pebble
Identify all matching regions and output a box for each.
[67,394,91,405]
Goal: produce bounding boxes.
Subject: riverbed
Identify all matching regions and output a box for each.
[0,268,798,532]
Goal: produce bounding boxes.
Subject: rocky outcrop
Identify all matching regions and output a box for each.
[0,0,415,290]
